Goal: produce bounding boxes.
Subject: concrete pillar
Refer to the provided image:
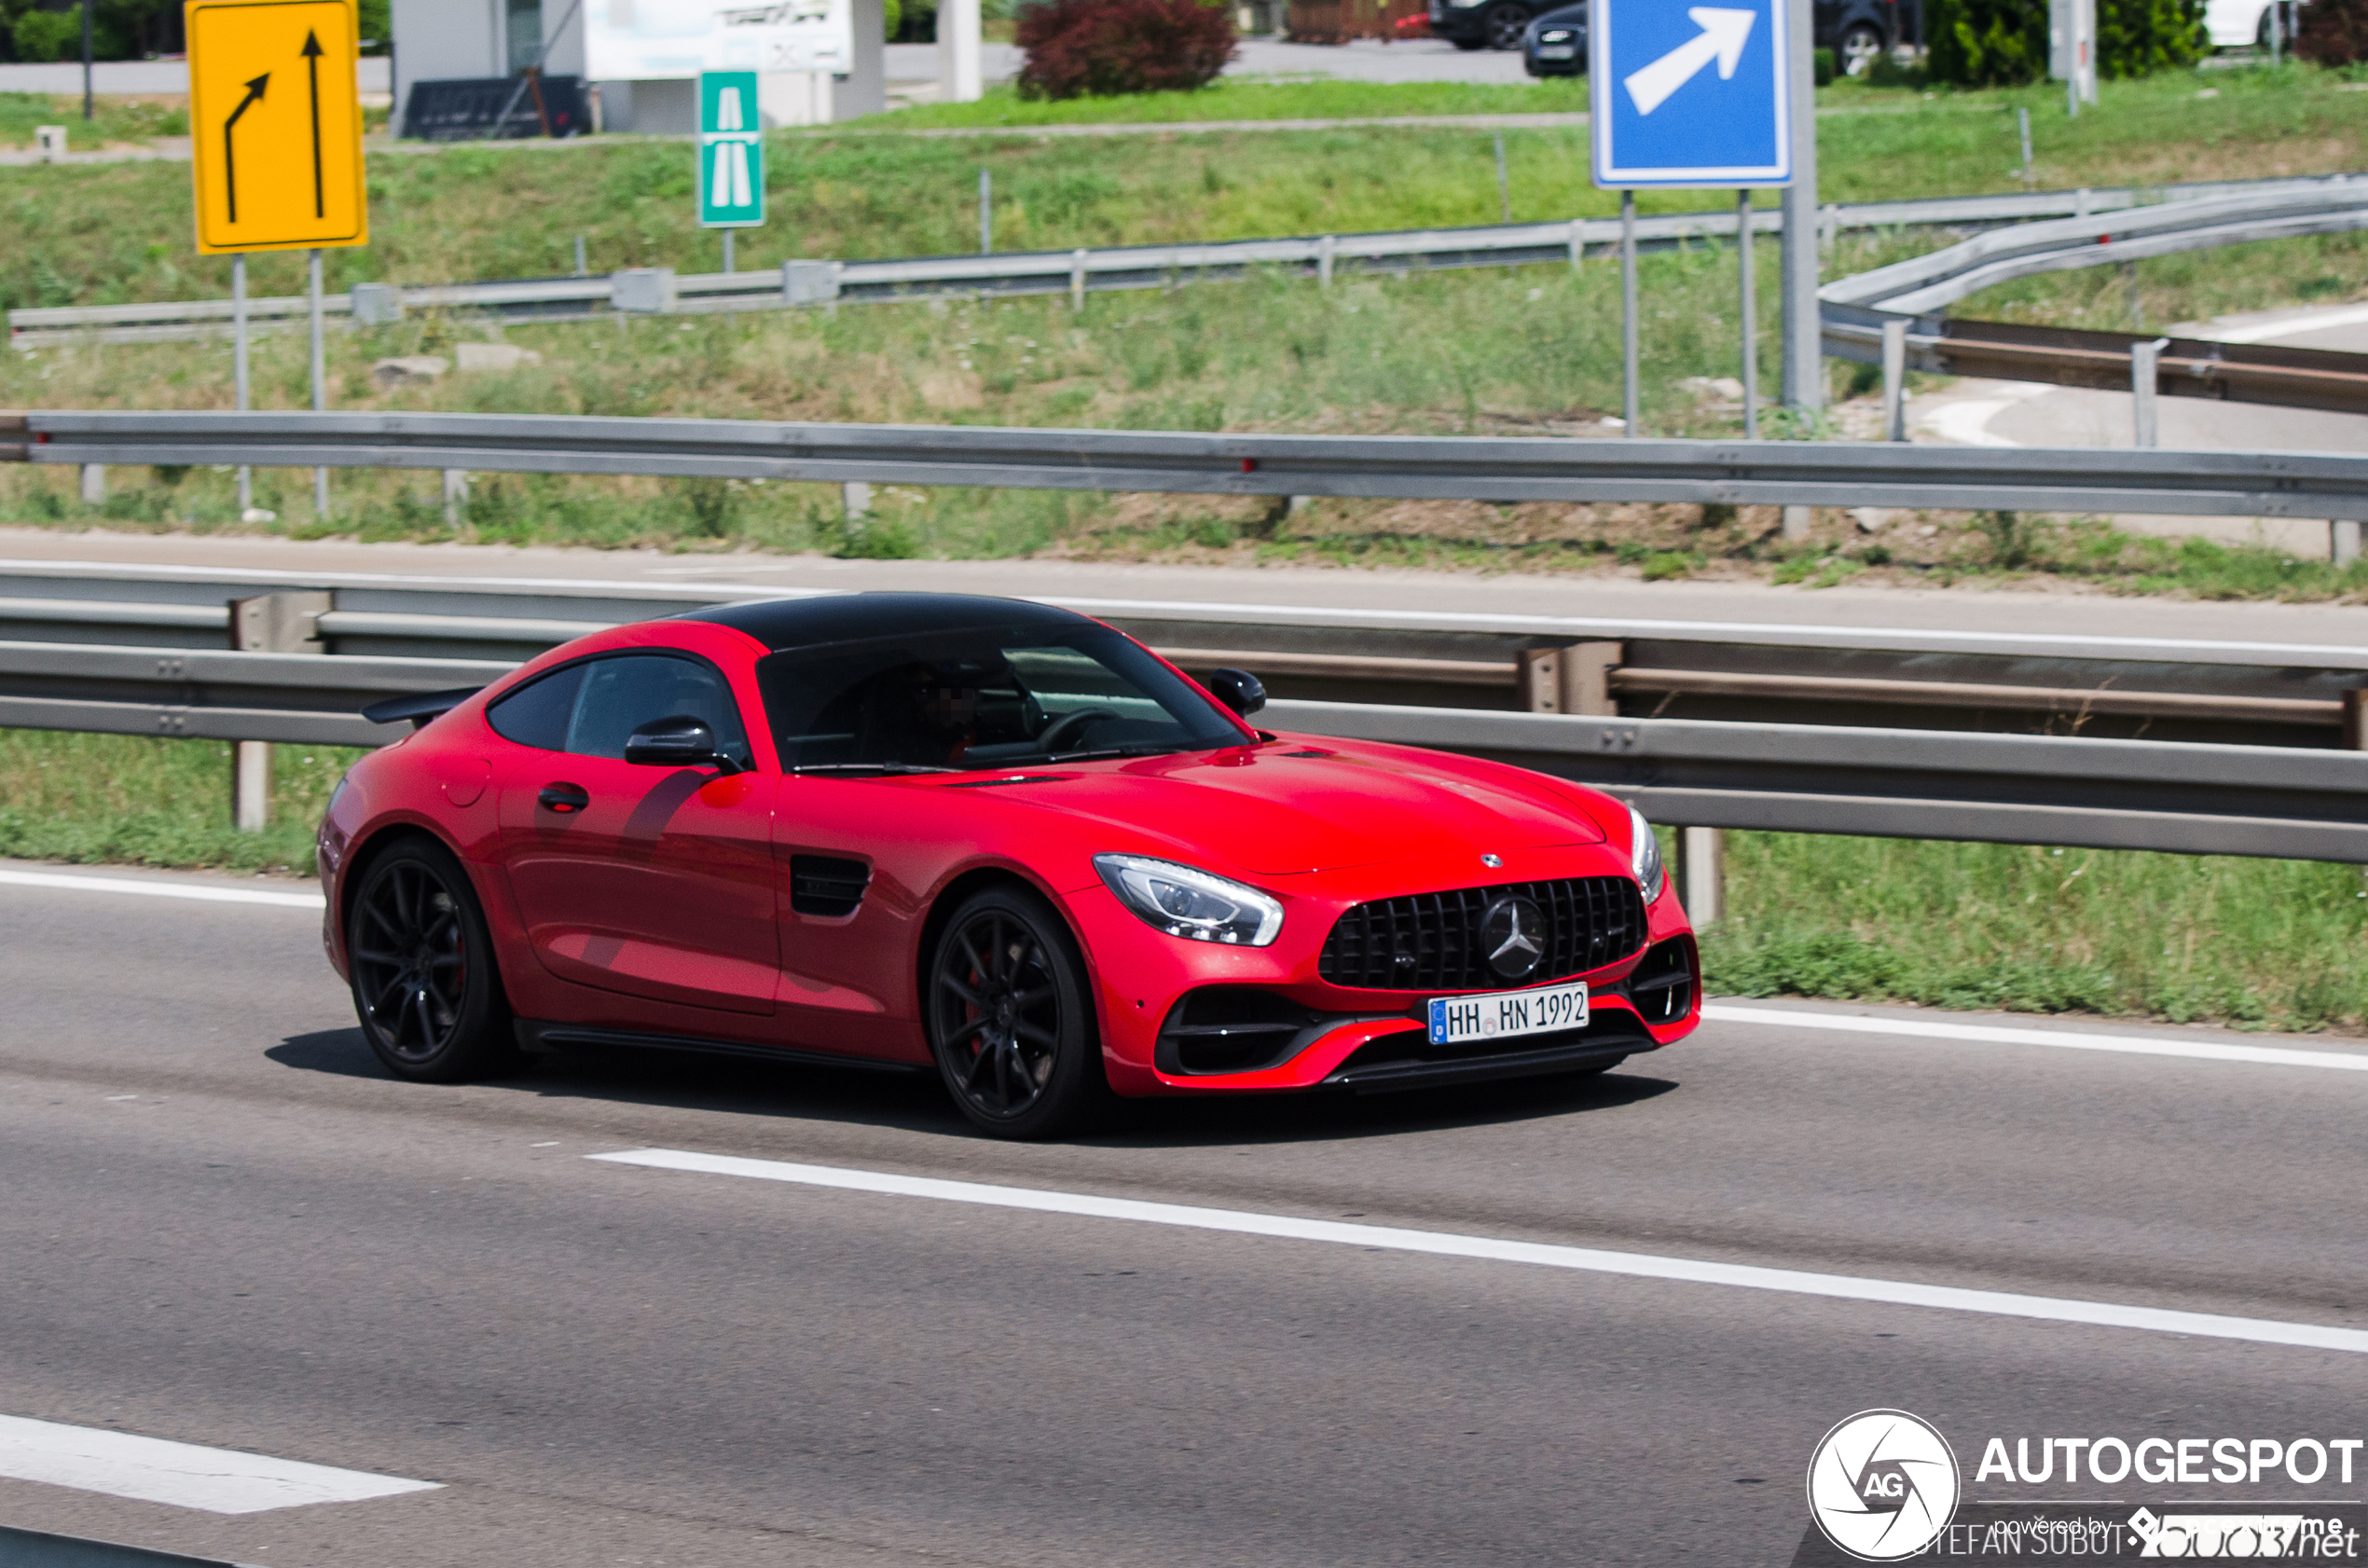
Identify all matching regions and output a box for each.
[836,0,887,119]
[937,0,982,103]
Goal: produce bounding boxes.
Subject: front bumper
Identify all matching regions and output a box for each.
[1067,847,1700,1098]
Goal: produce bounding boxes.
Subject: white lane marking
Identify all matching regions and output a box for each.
[2198,302,2368,345]
[0,1414,439,1515]
[588,1148,2368,1356]
[1703,1003,2368,1074]
[0,869,324,910]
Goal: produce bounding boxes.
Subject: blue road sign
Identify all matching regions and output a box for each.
[1590,0,1793,187]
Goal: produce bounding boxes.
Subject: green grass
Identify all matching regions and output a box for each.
[7,62,2366,312]
[849,76,1590,129]
[0,730,362,874]
[1699,832,2368,1034]
[0,91,188,153]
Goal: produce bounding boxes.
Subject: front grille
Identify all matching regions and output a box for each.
[1317,875,1647,992]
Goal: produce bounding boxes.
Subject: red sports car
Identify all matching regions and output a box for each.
[319,593,1700,1137]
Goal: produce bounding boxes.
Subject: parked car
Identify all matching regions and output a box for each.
[1431,0,1556,52]
[1521,2,1586,76]
[2204,0,2304,47]
[323,593,1700,1139]
[1817,0,1915,74]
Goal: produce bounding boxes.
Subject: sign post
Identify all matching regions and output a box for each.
[698,70,764,270]
[188,0,367,519]
[1590,0,1794,438]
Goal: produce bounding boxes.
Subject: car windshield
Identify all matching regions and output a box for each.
[753,624,1246,774]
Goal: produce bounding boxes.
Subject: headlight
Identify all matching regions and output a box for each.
[1630,805,1667,904]
[1539,27,1574,37]
[1095,854,1283,946]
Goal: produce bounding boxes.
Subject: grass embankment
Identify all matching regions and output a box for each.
[0,730,360,873]
[1697,832,2368,1035]
[858,76,1591,130]
[4,728,2354,1035]
[0,92,187,153]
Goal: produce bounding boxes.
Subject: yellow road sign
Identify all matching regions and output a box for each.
[188,0,368,254]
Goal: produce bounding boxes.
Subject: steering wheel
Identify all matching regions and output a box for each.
[1037,708,1120,754]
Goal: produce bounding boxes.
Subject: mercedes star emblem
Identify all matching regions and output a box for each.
[1479,894,1547,982]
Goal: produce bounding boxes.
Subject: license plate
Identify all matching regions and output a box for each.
[1427,980,1589,1046]
[1537,43,1576,55]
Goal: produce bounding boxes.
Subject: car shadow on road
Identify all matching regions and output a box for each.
[268,1026,1679,1146]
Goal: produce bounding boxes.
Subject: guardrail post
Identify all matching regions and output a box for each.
[227,591,331,831]
[1679,826,1726,925]
[1520,648,1563,712]
[1317,236,1336,288]
[1566,641,1622,716]
[2344,689,2368,749]
[1567,218,1584,272]
[79,463,104,504]
[2334,521,2361,568]
[1070,249,1088,311]
[611,268,679,315]
[1881,318,1908,442]
[1783,505,1812,540]
[2131,337,2168,447]
[843,481,873,521]
[442,470,469,530]
[781,260,840,307]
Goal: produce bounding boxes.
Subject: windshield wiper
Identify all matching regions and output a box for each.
[790,762,959,776]
[1042,743,1197,763]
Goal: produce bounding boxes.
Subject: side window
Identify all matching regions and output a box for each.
[486,665,586,751]
[564,653,753,767]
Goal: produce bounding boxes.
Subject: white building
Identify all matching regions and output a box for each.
[386,0,888,132]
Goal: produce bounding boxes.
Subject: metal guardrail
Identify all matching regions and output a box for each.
[3,561,2364,750]
[9,172,2361,348]
[7,629,2365,862]
[15,409,2368,524]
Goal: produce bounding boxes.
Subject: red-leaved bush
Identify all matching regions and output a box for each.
[1016,0,1239,100]
[2298,0,2368,65]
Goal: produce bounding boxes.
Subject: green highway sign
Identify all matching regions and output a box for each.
[697,70,764,229]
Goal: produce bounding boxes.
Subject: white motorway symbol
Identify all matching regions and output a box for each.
[1622,7,1756,116]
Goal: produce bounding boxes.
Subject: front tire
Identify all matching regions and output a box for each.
[1482,3,1531,48]
[1838,22,1884,73]
[925,886,1111,1139]
[346,837,516,1082]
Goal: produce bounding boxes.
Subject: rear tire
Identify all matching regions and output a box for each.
[346,837,517,1082]
[925,886,1112,1140]
[1482,3,1531,48]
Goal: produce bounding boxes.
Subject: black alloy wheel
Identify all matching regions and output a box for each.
[926,887,1110,1138]
[1483,3,1532,48]
[347,838,516,1082]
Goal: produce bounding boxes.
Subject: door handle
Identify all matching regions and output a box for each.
[538,782,591,815]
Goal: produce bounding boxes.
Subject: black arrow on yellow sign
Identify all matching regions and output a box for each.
[301,30,324,219]
[222,71,268,223]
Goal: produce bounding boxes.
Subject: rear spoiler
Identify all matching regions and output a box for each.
[361,686,484,731]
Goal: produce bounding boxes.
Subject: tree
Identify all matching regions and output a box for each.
[1924,0,2050,85]
[1016,0,1237,100]
[2098,0,2207,76]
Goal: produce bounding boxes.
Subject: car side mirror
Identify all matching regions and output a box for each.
[624,715,743,775]
[1208,667,1266,718]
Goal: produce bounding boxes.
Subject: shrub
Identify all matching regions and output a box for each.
[2297,0,2368,64]
[1016,0,1237,100]
[2098,0,2207,76]
[12,7,82,61]
[1925,0,2048,84]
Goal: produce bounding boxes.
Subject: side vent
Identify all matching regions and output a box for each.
[790,855,871,917]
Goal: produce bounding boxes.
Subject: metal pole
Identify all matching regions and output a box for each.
[574,235,587,275]
[722,229,735,275]
[2017,106,2032,185]
[1779,0,1821,414]
[979,168,992,255]
[1881,316,1907,441]
[1493,131,1510,224]
[2131,336,2168,447]
[233,254,253,512]
[1621,189,1639,436]
[309,249,328,516]
[81,0,93,120]
[1739,190,1758,440]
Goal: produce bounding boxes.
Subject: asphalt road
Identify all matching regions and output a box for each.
[5,862,2367,1566]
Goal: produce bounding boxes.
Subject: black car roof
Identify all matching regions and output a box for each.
[680,591,1096,653]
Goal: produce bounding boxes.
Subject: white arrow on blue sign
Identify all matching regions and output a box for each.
[1590,0,1793,187]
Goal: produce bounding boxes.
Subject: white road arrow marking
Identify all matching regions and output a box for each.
[1622,7,1756,116]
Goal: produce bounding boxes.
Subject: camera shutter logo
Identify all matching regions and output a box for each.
[1807,1410,1961,1561]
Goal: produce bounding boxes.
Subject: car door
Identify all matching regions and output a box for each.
[490,651,780,1018]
